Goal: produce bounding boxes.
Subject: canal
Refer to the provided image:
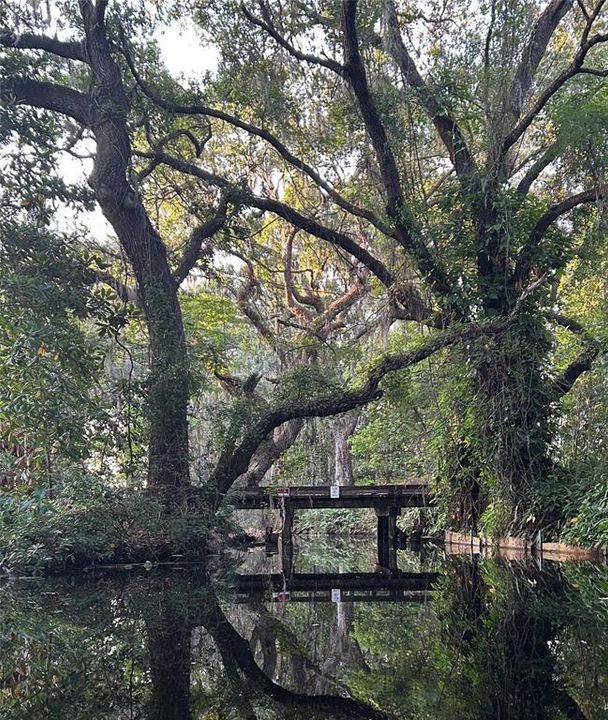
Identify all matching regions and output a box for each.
[1,539,607,719]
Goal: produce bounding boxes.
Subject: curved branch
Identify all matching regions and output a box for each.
[172,196,229,287]
[513,187,605,286]
[121,42,389,235]
[516,142,561,196]
[146,150,398,289]
[238,418,304,487]
[283,230,324,314]
[0,31,86,61]
[211,318,509,493]
[235,261,276,343]
[91,270,140,306]
[550,312,607,398]
[314,270,368,336]
[241,2,344,76]
[553,343,603,397]
[504,19,608,152]
[546,311,588,335]
[0,77,90,125]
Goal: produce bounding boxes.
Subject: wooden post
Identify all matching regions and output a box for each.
[280,504,295,577]
[387,507,400,572]
[376,506,400,571]
[377,513,389,568]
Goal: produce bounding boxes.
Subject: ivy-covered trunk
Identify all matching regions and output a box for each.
[471,314,554,535]
[141,277,190,507]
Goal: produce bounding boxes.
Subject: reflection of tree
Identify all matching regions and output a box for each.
[4,563,606,720]
[1,575,388,720]
[438,559,589,720]
[194,595,387,720]
[312,602,369,695]
[246,601,366,696]
[140,580,387,719]
[144,582,193,720]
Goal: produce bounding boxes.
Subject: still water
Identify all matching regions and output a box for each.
[1,539,607,719]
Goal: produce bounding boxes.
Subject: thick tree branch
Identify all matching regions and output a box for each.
[516,143,561,196]
[342,1,402,215]
[513,187,606,286]
[0,77,90,125]
[550,312,607,398]
[237,419,304,487]
[547,299,608,398]
[381,0,476,179]
[341,1,453,298]
[553,343,604,397]
[172,197,229,288]
[508,0,574,121]
[547,311,588,335]
[0,31,86,61]
[211,318,509,493]
[389,286,447,327]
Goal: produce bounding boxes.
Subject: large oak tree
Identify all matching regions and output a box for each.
[2,0,608,535]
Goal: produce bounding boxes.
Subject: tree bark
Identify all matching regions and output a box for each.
[79,3,190,505]
[333,411,359,486]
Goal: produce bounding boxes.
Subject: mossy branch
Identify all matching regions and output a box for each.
[211,318,510,494]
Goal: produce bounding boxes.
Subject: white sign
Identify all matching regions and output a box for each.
[330,485,340,498]
[277,487,290,497]
[331,588,341,603]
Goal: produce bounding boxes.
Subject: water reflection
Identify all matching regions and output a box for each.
[0,552,607,719]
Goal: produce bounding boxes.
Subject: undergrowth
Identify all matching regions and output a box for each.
[0,473,209,574]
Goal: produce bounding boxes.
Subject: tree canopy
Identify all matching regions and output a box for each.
[1,0,608,553]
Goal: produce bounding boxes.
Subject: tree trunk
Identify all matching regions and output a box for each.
[82,6,190,507]
[452,313,553,535]
[333,411,359,486]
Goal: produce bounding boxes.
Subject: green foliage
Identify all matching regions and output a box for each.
[0,474,209,574]
[0,220,107,461]
[296,508,375,537]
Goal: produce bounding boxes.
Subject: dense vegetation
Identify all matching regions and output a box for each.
[1,0,608,568]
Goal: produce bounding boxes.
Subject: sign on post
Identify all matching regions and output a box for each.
[330,485,340,498]
[331,588,341,603]
[277,487,290,497]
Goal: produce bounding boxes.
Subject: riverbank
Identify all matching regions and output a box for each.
[445,530,608,563]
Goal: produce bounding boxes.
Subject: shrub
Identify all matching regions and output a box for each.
[0,475,209,574]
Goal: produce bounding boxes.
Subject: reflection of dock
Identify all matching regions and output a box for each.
[234,571,440,603]
[230,484,433,576]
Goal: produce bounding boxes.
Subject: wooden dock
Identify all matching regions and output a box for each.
[229,483,432,510]
[229,482,433,576]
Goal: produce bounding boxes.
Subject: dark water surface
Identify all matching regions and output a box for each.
[1,540,607,719]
